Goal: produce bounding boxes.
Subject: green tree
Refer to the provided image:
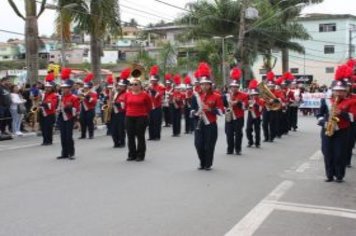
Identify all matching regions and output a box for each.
[8,0,47,85]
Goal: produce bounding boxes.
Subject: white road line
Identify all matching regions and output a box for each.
[309,150,322,160]
[295,162,310,173]
[225,180,294,236]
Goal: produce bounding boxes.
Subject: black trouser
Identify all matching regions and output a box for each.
[194,122,218,168]
[171,106,182,135]
[225,118,244,154]
[345,122,355,166]
[163,106,171,126]
[40,113,55,144]
[111,112,126,146]
[184,106,194,134]
[58,114,75,157]
[126,116,148,160]
[0,107,11,133]
[80,109,95,138]
[288,106,298,130]
[148,107,162,140]
[321,128,349,180]
[246,113,261,146]
[279,110,289,135]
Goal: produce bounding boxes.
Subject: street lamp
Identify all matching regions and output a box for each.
[45,3,78,67]
[213,35,234,86]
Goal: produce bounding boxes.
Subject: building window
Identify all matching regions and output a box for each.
[324,45,335,54]
[259,69,267,75]
[326,67,334,73]
[319,23,336,32]
[290,68,299,74]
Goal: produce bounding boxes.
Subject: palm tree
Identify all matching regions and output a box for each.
[8,0,47,85]
[74,0,121,82]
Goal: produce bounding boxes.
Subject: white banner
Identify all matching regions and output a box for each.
[299,92,326,109]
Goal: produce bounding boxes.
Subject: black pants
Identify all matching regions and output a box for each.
[40,113,55,144]
[171,106,182,136]
[279,110,289,135]
[126,116,148,160]
[163,106,171,126]
[80,109,95,138]
[321,128,349,180]
[184,106,194,133]
[148,107,162,140]
[288,106,298,130]
[194,122,218,168]
[111,112,126,146]
[263,110,278,141]
[246,114,261,146]
[345,122,355,166]
[225,118,244,154]
[0,107,11,133]
[58,114,75,157]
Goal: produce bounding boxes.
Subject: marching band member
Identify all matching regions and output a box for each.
[184,75,194,134]
[102,75,114,135]
[246,79,264,148]
[111,68,129,148]
[193,70,202,94]
[317,66,352,183]
[39,72,58,146]
[79,73,98,139]
[125,78,152,162]
[288,80,300,131]
[57,68,80,160]
[274,77,287,138]
[171,74,185,137]
[223,68,248,155]
[147,65,164,141]
[191,63,224,170]
[162,73,173,127]
[262,71,277,142]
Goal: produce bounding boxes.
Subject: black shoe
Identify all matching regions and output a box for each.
[263,139,268,142]
[236,152,241,155]
[57,156,68,159]
[78,137,86,139]
[335,179,344,183]
[247,144,253,148]
[197,166,205,170]
[89,136,94,139]
[113,144,120,148]
[269,139,274,143]
[127,157,136,161]
[325,178,333,182]
[68,156,76,160]
[118,144,126,148]
[136,158,144,162]
[204,167,212,171]
[147,138,154,141]
[346,164,352,168]
[255,144,260,148]
[226,151,233,155]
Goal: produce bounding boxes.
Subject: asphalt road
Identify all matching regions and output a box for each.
[0,115,355,236]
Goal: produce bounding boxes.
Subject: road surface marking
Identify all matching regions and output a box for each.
[225,180,294,236]
[266,201,356,219]
[295,162,310,173]
[309,150,322,160]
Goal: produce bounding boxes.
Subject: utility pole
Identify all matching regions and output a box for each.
[349,28,353,59]
[236,0,248,88]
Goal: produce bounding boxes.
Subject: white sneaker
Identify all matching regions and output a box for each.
[16,131,23,136]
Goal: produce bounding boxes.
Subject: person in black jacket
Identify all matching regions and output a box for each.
[0,77,12,136]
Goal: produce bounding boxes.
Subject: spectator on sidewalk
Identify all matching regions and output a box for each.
[0,77,12,136]
[10,85,26,136]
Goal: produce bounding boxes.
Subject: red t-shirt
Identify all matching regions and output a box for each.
[125,91,152,117]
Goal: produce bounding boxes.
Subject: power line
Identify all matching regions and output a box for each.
[120,3,174,22]
[0,29,24,36]
[121,0,175,20]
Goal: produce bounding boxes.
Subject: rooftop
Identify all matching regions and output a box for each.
[298,13,356,21]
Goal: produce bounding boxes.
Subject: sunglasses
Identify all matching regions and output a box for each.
[131,83,140,86]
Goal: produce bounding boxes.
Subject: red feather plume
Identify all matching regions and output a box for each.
[164,73,172,81]
[149,65,159,76]
[346,59,356,69]
[120,68,131,80]
[230,68,241,81]
[106,74,114,84]
[61,67,71,80]
[83,73,94,83]
[266,71,275,81]
[335,65,353,81]
[248,79,258,89]
[283,72,294,81]
[275,77,284,86]
[184,75,192,85]
[45,72,55,82]
[173,74,181,85]
[194,70,201,79]
[197,62,211,77]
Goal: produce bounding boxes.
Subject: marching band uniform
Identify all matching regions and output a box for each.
[317,69,352,183]
[79,73,98,139]
[57,68,80,160]
[163,74,173,127]
[147,65,164,141]
[39,73,58,145]
[111,68,130,148]
[246,80,264,148]
[171,75,185,137]
[288,81,300,131]
[224,68,248,155]
[183,76,194,134]
[192,63,224,170]
[273,78,287,138]
[102,75,114,135]
[262,72,278,142]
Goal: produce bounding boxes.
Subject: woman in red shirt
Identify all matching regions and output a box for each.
[125,79,152,161]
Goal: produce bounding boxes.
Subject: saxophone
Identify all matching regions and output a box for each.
[225,93,236,123]
[325,96,340,137]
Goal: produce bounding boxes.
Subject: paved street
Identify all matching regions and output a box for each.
[0,115,355,236]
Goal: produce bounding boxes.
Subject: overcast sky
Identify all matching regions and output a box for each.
[0,0,356,42]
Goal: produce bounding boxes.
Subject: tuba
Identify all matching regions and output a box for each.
[131,64,145,79]
[257,82,282,111]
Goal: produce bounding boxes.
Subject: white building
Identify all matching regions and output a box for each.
[252,14,356,85]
